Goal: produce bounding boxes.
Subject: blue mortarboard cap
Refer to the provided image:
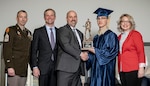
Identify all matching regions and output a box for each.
[94,8,113,17]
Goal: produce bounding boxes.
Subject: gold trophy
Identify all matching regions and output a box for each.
[82,18,93,50]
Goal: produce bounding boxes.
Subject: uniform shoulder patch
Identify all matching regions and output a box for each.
[4,28,10,42]
[5,28,10,33]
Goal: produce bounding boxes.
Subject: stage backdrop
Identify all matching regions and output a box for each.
[0,0,150,42]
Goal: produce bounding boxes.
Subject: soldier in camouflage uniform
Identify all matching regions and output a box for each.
[3,10,32,86]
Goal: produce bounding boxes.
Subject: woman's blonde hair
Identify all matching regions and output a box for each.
[117,14,135,32]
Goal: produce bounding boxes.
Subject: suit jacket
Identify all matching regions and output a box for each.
[3,24,32,77]
[30,25,58,75]
[56,24,85,75]
[118,30,145,72]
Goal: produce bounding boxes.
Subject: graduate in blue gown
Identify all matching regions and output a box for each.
[86,8,119,86]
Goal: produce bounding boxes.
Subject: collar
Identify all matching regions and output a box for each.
[16,24,26,31]
[70,26,76,30]
[45,25,55,30]
[122,29,131,36]
[98,28,109,35]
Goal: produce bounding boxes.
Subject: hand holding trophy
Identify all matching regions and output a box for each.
[82,18,93,50]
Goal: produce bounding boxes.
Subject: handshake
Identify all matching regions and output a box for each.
[80,47,95,61]
[80,51,89,61]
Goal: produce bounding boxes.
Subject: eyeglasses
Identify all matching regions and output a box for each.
[97,17,107,20]
[121,21,130,23]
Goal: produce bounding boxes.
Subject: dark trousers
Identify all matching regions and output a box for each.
[119,70,142,86]
[57,69,81,86]
[141,76,150,86]
[39,64,57,86]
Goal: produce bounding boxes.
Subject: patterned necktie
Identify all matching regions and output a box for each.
[50,28,55,61]
[50,28,55,50]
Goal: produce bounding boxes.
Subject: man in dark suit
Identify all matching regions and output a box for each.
[30,8,57,86]
[56,10,88,86]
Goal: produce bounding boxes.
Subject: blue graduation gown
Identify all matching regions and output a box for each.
[86,30,119,86]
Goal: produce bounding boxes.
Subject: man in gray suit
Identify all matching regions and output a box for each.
[56,10,88,86]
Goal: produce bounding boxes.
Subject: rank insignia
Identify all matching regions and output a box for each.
[17,31,21,36]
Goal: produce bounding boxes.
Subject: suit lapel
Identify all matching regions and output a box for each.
[42,26,58,50]
[16,25,28,38]
[42,26,52,49]
[66,25,82,48]
[122,30,134,48]
[76,29,83,41]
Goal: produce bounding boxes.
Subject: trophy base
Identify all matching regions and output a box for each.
[82,40,93,51]
[81,48,89,51]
